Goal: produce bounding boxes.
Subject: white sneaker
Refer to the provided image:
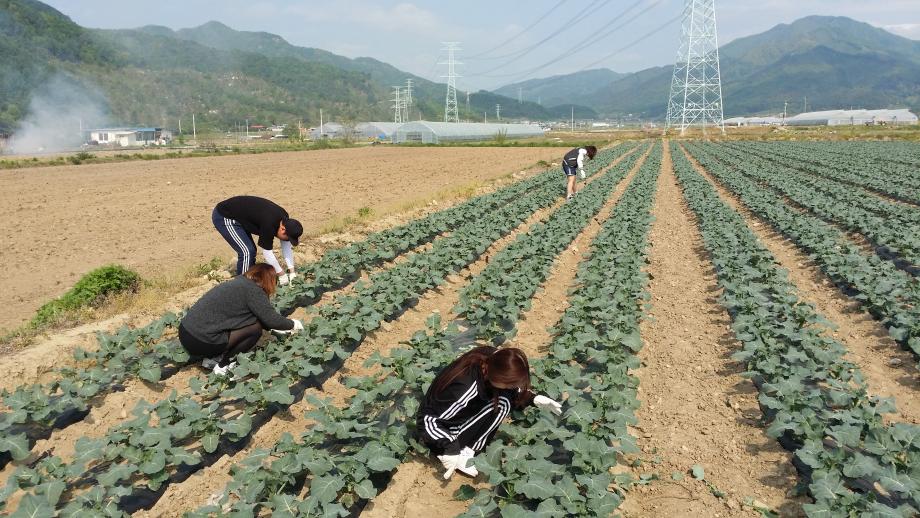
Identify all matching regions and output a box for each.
[212,361,238,377]
[201,357,220,370]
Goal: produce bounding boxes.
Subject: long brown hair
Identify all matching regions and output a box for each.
[431,346,532,408]
[244,264,279,296]
[585,145,598,159]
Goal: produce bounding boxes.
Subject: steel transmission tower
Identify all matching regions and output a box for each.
[404,79,413,120]
[666,0,725,134]
[392,86,403,123]
[440,42,461,123]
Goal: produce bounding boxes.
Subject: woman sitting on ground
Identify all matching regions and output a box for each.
[178,263,303,376]
[416,346,563,479]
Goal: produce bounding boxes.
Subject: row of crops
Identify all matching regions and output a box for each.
[0,144,641,515]
[673,142,920,516]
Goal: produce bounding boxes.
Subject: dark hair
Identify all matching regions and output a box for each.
[430,346,532,409]
[585,145,598,159]
[243,264,278,296]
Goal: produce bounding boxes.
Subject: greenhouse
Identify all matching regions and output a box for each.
[394,121,545,144]
[355,122,399,141]
[724,116,783,127]
[786,109,918,126]
[310,122,348,140]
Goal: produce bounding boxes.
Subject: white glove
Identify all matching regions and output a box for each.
[579,169,586,179]
[533,394,563,415]
[437,447,479,479]
[278,273,291,286]
[272,319,303,336]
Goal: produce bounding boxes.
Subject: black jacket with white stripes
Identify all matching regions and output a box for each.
[417,363,534,455]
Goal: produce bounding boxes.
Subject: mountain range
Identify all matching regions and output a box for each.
[2,0,919,134]
[495,16,920,118]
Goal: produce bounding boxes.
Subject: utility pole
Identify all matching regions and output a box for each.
[246,118,249,138]
[496,104,501,121]
[803,96,808,113]
[466,91,471,113]
[484,111,487,123]
[783,100,788,125]
[178,118,182,135]
[319,109,323,137]
[440,42,462,123]
[392,86,403,123]
[666,0,725,134]
[571,105,575,133]
[192,113,197,141]
[518,87,522,104]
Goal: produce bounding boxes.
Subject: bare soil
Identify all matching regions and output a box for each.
[621,143,804,518]
[0,146,561,331]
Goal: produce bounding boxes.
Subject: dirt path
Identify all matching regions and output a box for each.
[0,146,562,331]
[683,145,920,425]
[359,148,647,518]
[621,142,803,518]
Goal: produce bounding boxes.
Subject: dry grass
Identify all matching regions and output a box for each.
[0,257,226,352]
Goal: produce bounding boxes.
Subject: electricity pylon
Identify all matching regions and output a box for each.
[666,0,725,134]
[392,86,403,123]
[404,79,413,121]
[440,42,461,123]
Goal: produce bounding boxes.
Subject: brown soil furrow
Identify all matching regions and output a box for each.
[622,142,803,518]
[360,147,648,518]
[511,144,652,359]
[137,171,592,517]
[683,146,920,425]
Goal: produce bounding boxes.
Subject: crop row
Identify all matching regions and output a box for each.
[0,144,634,468]
[725,143,920,230]
[461,141,662,517]
[184,143,650,517]
[673,142,920,517]
[683,142,920,360]
[702,143,920,269]
[733,141,920,206]
[1,147,629,515]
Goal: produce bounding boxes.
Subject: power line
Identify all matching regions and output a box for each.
[468,0,612,72]
[574,13,682,72]
[467,0,569,59]
[472,0,654,80]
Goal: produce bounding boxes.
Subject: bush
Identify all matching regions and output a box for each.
[31,265,141,327]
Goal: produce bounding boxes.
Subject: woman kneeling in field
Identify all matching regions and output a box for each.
[178,264,303,376]
[416,346,563,479]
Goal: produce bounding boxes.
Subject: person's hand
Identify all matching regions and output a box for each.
[291,319,304,333]
[272,319,303,336]
[437,448,479,479]
[286,271,298,283]
[579,169,586,179]
[278,273,291,286]
[533,394,563,415]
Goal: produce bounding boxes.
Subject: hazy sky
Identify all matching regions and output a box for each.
[44,0,920,91]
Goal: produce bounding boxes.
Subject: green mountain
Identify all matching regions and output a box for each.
[500,16,920,119]
[493,68,625,107]
[0,1,546,134]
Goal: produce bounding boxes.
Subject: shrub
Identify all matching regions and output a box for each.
[31,265,141,327]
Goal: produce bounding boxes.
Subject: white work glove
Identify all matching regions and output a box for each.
[579,169,586,179]
[533,394,563,415]
[272,319,303,336]
[278,272,298,286]
[437,447,479,479]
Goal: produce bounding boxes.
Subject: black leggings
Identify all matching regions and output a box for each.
[179,323,263,367]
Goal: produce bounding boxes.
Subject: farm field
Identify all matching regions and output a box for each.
[0,138,919,517]
[0,145,565,332]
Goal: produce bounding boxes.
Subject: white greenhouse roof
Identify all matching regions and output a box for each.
[356,122,400,135]
[787,109,918,124]
[396,121,545,137]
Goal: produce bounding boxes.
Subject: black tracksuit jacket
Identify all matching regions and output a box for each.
[417,364,534,455]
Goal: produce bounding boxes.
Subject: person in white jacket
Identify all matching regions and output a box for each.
[561,145,598,200]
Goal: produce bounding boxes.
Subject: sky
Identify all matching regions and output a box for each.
[43,0,920,91]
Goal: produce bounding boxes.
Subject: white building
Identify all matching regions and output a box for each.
[86,127,172,146]
[786,109,918,126]
[724,116,783,127]
[394,121,545,144]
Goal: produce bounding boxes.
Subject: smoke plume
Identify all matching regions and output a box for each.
[7,74,110,155]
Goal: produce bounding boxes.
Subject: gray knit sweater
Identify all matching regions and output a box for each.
[180,276,294,345]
